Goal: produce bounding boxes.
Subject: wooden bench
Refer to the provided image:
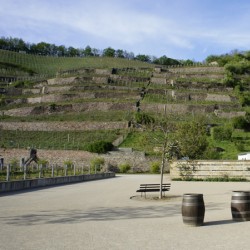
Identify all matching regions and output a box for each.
[136,183,171,197]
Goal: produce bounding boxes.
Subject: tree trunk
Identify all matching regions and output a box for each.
[159,140,167,199]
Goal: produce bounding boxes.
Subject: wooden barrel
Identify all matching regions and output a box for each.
[182,193,205,226]
[231,191,250,221]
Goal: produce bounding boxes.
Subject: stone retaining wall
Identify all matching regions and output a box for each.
[0,121,128,131]
[166,66,225,74]
[0,172,115,193]
[170,160,250,180]
[0,148,160,173]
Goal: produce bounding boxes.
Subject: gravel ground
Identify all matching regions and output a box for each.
[0,174,250,250]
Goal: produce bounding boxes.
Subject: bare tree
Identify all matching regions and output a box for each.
[152,120,179,199]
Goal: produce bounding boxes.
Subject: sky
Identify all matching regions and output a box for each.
[1,0,250,61]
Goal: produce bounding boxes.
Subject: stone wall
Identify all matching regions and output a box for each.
[0,172,115,193]
[166,66,225,74]
[47,77,78,85]
[0,121,128,131]
[150,77,167,85]
[168,91,236,103]
[0,148,160,172]
[141,103,215,114]
[214,110,246,118]
[3,101,242,118]
[170,160,250,180]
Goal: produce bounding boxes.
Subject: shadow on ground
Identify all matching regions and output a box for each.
[0,204,180,226]
[204,220,239,226]
[0,199,227,226]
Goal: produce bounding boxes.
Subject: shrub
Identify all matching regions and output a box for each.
[134,112,155,125]
[150,161,160,173]
[212,125,233,141]
[37,159,49,166]
[10,158,18,169]
[235,142,245,151]
[202,147,221,160]
[106,163,119,173]
[119,163,131,173]
[232,116,249,130]
[84,141,113,154]
[63,160,73,168]
[90,157,105,173]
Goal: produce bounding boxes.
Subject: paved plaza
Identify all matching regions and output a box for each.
[0,174,250,250]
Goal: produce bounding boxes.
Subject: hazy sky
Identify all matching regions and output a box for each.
[1,0,250,61]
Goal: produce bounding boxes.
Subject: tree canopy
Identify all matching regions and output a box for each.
[0,36,191,66]
[174,120,208,159]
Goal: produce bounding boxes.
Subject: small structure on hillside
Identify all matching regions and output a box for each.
[238,152,250,160]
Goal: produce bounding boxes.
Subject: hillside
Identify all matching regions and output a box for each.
[0,49,250,161]
[0,49,154,82]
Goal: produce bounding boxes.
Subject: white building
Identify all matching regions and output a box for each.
[238,153,250,160]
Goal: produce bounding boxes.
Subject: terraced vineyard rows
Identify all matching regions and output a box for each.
[1,49,250,160]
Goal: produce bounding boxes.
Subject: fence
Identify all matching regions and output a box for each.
[0,172,115,193]
[0,161,96,182]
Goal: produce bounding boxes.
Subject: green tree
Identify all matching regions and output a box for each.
[84,45,94,57]
[175,120,208,159]
[116,49,124,58]
[57,45,67,56]
[67,46,79,57]
[153,55,180,66]
[135,54,151,62]
[103,47,115,57]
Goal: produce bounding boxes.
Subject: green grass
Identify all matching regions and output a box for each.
[0,49,155,78]
[121,129,250,159]
[1,49,249,161]
[0,110,133,122]
[207,130,250,160]
[0,129,125,150]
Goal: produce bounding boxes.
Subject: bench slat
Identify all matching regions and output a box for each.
[136,188,170,192]
[136,183,171,197]
[140,184,171,186]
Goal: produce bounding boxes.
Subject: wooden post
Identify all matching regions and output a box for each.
[20,158,25,171]
[64,165,67,176]
[0,158,4,171]
[24,164,26,180]
[6,164,10,182]
[39,164,42,178]
[73,164,76,176]
[51,165,54,178]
